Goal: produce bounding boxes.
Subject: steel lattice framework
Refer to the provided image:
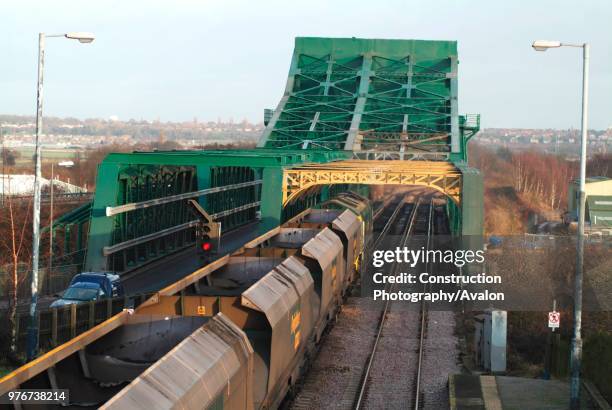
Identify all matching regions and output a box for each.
[262,52,361,151]
[283,160,462,205]
[258,37,478,162]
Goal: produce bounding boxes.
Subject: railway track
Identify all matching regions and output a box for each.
[357,201,458,410]
[417,204,460,409]
[355,199,432,410]
[286,196,406,410]
[287,196,459,410]
[414,202,434,409]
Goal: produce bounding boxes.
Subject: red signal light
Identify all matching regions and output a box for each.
[201,242,212,252]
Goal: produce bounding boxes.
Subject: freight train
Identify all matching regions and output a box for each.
[0,193,373,410]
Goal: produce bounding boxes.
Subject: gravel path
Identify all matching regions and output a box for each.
[289,296,381,409]
[360,302,421,409]
[421,310,461,410]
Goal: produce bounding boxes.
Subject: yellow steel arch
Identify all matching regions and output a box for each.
[283,160,462,206]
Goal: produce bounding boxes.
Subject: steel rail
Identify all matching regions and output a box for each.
[354,198,421,410]
[369,196,405,252]
[362,195,403,255]
[105,179,262,217]
[414,199,434,409]
[372,194,397,222]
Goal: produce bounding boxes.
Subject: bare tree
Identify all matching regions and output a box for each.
[0,178,32,357]
[589,153,612,178]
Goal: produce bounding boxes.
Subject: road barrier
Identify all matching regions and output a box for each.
[0,293,153,360]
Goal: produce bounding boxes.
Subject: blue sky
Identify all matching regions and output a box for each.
[2,0,611,129]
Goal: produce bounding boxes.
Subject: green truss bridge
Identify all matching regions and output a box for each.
[49,37,482,275]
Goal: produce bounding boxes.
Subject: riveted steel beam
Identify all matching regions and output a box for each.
[345,53,373,151]
[282,160,462,205]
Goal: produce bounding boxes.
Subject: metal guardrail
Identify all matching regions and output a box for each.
[0,192,92,203]
[0,264,81,299]
[101,179,263,270]
[461,114,480,129]
[102,201,261,256]
[209,200,261,219]
[105,180,262,217]
[102,220,200,256]
[3,293,153,359]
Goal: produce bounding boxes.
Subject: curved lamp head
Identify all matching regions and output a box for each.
[532,40,561,51]
[65,32,95,43]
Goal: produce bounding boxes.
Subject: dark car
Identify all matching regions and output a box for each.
[50,272,123,308]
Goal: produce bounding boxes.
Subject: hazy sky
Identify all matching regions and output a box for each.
[2,0,611,129]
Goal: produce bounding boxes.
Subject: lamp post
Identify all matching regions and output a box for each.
[28,32,95,361]
[1,125,4,206]
[532,39,589,410]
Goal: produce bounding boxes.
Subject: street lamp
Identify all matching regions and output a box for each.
[64,32,95,43]
[532,39,589,410]
[28,32,94,361]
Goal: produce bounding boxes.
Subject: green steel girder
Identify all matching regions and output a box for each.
[84,149,350,272]
[43,202,92,233]
[258,37,474,159]
[452,114,481,162]
[452,161,484,273]
[447,161,484,237]
[100,149,348,167]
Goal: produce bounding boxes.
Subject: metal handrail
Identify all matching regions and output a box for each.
[102,201,261,256]
[105,180,262,217]
[461,114,480,129]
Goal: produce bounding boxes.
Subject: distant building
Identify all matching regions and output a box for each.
[0,174,86,196]
[586,196,612,227]
[567,177,612,228]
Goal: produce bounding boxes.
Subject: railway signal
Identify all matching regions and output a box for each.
[187,199,221,261]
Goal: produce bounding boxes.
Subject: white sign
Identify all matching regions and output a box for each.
[548,311,560,329]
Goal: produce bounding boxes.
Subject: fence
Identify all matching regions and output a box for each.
[548,333,570,378]
[0,264,81,300]
[0,192,93,204]
[2,293,153,360]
